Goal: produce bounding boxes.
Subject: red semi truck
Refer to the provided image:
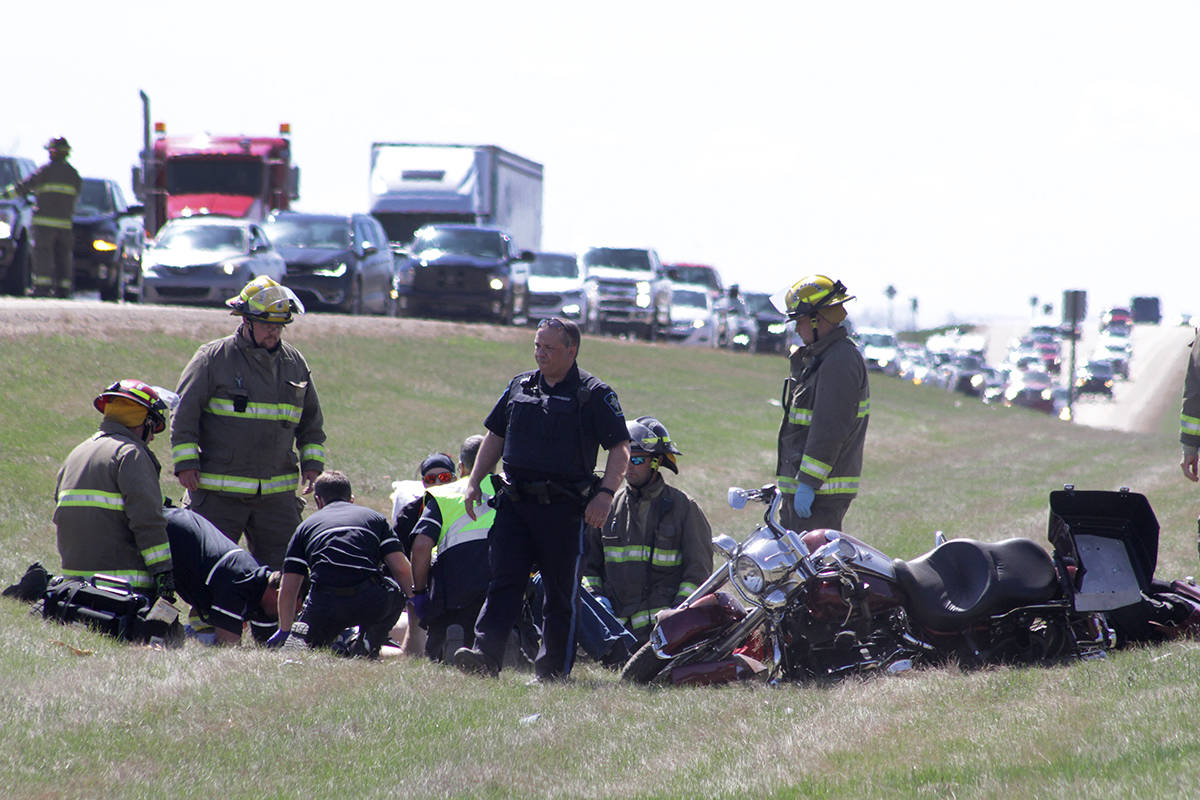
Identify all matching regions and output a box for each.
[132,113,299,235]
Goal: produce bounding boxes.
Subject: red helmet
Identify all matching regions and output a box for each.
[93,379,169,434]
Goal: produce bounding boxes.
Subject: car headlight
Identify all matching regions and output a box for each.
[92,239,118,252]
[223,262,239,275]
[313,262,348,278]
[692,319,706,329]
[1042,388,1053,400]
[561,303,581,315]
[734,555,764,594]
[0,221,12,240]
[489,277,506,291]
[875,358,890,368]
[768,322,787,334]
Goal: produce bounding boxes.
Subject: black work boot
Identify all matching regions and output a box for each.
[453,646,499,677]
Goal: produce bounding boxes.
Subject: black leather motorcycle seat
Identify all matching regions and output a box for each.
[891,538,1059,633]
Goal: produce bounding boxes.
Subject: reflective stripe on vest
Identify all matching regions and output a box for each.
[427,476,498,557]
[197,472,298,495]
[775,473,859,497]
[300,443,326,464]
[39,182,78,196]
[205,397,303,424]
[1183,413,1200,438]
[601,544,683,569]
[57,489,124,511]
[32,215,73,230]
[788,398,869,426]
[799,454,833,482]
[61,568,153,590]
[171,443,200,464]
[142,543,172,567]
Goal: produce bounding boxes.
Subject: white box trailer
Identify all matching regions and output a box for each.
[368,143,543,252]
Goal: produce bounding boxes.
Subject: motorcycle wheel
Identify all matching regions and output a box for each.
[619,641,668,684]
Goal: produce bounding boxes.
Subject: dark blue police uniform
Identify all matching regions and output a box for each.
[282,501,407,655]
[165,507,277,640]
[472,362,629,679]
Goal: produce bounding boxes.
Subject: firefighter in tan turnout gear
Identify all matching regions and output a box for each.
[54,380,176,600]
[3,137,81,297]
[171,276,326,570]
[583,416,713,645]
[773,275,870,533]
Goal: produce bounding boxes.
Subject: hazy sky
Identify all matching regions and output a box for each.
[8,2,1198,326]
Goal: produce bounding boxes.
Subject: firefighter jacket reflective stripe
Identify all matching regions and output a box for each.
[53,419,172,591]
[13,159,81,230]
[171,331,326,496]
[775,325,870,498]
[413,474,499,612]
[1182,329,1200,449]
[582,474,713,638]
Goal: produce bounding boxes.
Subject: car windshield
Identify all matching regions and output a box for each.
[155,224,246,254]
[264,219,352,249]
[0,160,17,187]
[75,180,115,216]
[861,333,897,348]
[1085,362,1114,376]
[413,228,505,259]
[582,248,651,271]
[166,158,264,196]
[745,293,779,315]
[672,290,708,309]
[531,254,578,278]
[668,266,719,290]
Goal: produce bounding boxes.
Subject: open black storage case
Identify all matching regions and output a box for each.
[1048,486,1158,612]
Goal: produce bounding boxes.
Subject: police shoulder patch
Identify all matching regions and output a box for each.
[603,391,623,418]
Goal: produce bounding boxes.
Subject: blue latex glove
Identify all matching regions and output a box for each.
[792,484,815,519]
[265,629,290,649]
[408,590,429,623]
[594,594,615,615]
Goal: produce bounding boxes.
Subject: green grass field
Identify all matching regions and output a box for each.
[2,307,1199,799]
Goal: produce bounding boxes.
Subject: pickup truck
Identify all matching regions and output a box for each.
[581,246,673,341]
[397,223,533,323]
[0,155,37,296]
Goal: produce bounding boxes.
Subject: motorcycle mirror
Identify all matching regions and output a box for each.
[711,534,739,561]
[727,487,748,510]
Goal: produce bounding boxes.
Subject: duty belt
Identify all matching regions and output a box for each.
[502,477,595,506]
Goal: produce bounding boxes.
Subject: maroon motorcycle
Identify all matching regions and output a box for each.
[621,484,1198,686]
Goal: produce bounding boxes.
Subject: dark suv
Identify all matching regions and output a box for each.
[73,178,145,302]
[0,155,37,296]
[264,212,397,315]
[396,223,533,323]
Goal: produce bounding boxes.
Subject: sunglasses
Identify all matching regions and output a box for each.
[629,455,652,466]
[422,471,455,485]
[538,318,566,330]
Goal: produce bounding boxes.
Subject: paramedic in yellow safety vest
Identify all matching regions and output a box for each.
[3,137,81,297]
[171,276,327,571]
[582,416,713,645]
[407,435,499,661]
[1177,325,1200,560]
[54,380,176,601]
[772,275,870,533]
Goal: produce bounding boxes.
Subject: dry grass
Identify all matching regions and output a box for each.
[3,301,1200,798]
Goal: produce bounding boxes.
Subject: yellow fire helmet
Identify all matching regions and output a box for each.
[226,276,305,324]
[770,274,855,321]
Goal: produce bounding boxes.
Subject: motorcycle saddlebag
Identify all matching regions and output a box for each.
[1048,487,1158,612]
[41,575,181,645]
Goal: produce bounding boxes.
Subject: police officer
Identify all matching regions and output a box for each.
[773,275,870,532]
[582,416,713,645]
[3,137,81,297]
[171,276,326,571]
[270,471,415,657]
[165,506,282,645]
[54,380,175,600]
[454,317,631,681]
